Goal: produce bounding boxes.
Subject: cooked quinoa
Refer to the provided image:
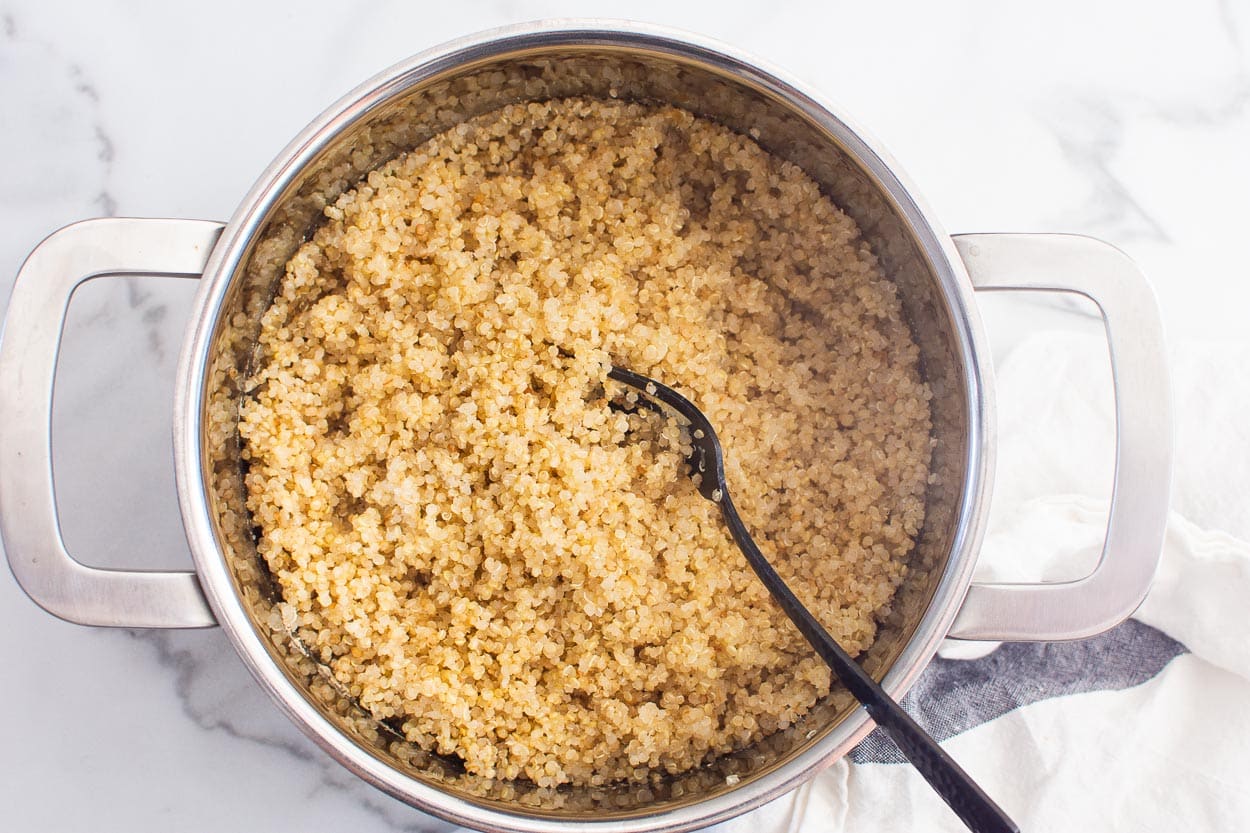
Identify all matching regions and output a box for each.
[238,98,933,788]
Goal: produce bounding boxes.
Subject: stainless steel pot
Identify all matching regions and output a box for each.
[0,21,1172,832]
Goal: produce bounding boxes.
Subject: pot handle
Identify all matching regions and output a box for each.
[0,218,224,628]
[947,233,1172,641]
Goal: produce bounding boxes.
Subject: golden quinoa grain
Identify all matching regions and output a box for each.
[238,98,933,788]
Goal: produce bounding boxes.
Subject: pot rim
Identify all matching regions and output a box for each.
[172,19,994,833]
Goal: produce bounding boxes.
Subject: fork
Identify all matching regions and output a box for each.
[607,365,1018,833]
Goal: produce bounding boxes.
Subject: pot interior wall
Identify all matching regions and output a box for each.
[200,42,969,819]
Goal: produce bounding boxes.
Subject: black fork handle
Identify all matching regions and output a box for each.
[605,364,1017,833]
[718,493,1019,833]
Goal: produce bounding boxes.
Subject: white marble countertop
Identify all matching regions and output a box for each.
[2,1,1247,830]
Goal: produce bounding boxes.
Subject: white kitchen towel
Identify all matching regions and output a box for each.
[714,333,1250,832]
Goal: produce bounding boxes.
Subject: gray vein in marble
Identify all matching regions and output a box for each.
[1033,0,1249,243]
[123,277,168,358]
[142,301,169,356]
[68,67,120,217]
[4,11,121,220]
[119,628,454,833]
[1039,96,1171,244]
[1218,0,1247,56]
[125,276,152,308]
[93,124,119,216]
[72,298,119,329]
